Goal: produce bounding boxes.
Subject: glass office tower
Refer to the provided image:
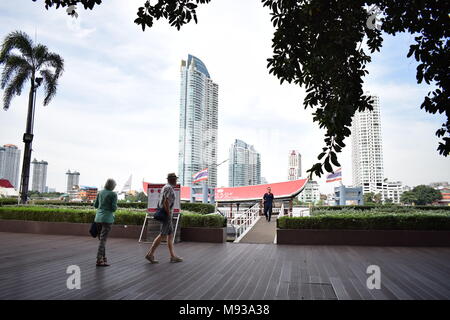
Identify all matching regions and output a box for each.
[178,55,219,187]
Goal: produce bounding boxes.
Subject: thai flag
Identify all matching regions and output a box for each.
[193,168,208,183]
[326,168,342,183]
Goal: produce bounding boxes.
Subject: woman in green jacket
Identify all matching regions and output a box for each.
[94,178,118,267]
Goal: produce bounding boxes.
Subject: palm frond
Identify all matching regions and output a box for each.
[42,52,64,79]
[40,68,58,106]
[0,31,33,65]
[2,71,30,110]
[33,44,49,70]
[1,54,31,89]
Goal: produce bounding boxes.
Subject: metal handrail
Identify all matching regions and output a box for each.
[229,203,260,242]
[277,203,285,218]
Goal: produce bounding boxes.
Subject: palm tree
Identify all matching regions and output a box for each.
[0,30,64,203]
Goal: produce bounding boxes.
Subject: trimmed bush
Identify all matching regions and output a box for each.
[180,202,215,214]
[311,207,450,216]
[0,206,146,225]
[180,213,226,228]
[29,200,215,213]
[0,198,18,206]
[277,213,450,230]
[311,205,450,212]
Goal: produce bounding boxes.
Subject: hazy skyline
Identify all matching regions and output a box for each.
[0,0,448,195]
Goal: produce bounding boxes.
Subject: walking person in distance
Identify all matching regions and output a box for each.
[262,186,274,222]
[94,178,118,267]
[145,173,183,264]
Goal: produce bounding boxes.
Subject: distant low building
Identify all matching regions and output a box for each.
[78,186,98,202]
[0,179,19,197]
[334,185,364,205]
[298,180,320,204]
[431,183,450,206]
[429,181,449,189]
[380,180,405,204]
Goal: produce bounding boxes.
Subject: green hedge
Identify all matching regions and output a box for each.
[311,207,450,216]
[180,203,215,214]
[0,206,223,228]
[29,200,215,213]
[0,198,18,206]
[277,213,450,230]
[0,206,146,225]
[311,205,450,212]
[180,213,226,228]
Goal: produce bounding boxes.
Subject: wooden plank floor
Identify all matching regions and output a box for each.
[0,232,449,300]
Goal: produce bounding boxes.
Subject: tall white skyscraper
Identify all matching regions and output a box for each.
[66,170,80,192]
[287,150,302,180]
[0,144,21,190]
[351,94,384,194]
[229,139,261,187]
[31,159,48,193]
[178,54,219,187]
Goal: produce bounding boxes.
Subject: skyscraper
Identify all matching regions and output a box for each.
[31,159,48,193]
[178,54,219,187]
[66,170,80,192]
[0,144,21,190]
[351,94,384,194]
[229,139,261,187]
[287,150,302,180]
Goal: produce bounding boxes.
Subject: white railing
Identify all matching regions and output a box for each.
[229,203,260,242]
[216,206,254,220]
[276,203,285,218]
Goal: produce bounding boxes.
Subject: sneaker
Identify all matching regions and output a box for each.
[170,256,183,263]
[145,254,159,264]
[96,259,110,267]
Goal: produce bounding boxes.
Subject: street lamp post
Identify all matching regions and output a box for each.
[19,77,42,204]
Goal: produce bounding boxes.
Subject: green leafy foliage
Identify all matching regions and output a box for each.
[400,185,443,205]
[278,212,450,230]
[180,213,226,228]
[0,30,64,110]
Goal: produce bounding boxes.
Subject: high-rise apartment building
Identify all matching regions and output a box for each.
[0,144,21,190]
[178,54,219,187]
[66,170,80,192]
[31,159,48,193]
[351,94,384,194]
[228,139,261,187]
[287,150,302,180]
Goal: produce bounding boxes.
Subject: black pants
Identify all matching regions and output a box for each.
[264,205,273,221]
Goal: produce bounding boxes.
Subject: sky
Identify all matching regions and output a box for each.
[0,0,448,194]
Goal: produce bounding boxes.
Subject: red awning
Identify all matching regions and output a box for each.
[0,179,14,189]
[215,179,308,202]
[144,178,308,202]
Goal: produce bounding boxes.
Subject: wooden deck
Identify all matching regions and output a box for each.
[0,232,449,300]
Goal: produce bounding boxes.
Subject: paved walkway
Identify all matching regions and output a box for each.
[239,216,277,244]
[1,232,450,300]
